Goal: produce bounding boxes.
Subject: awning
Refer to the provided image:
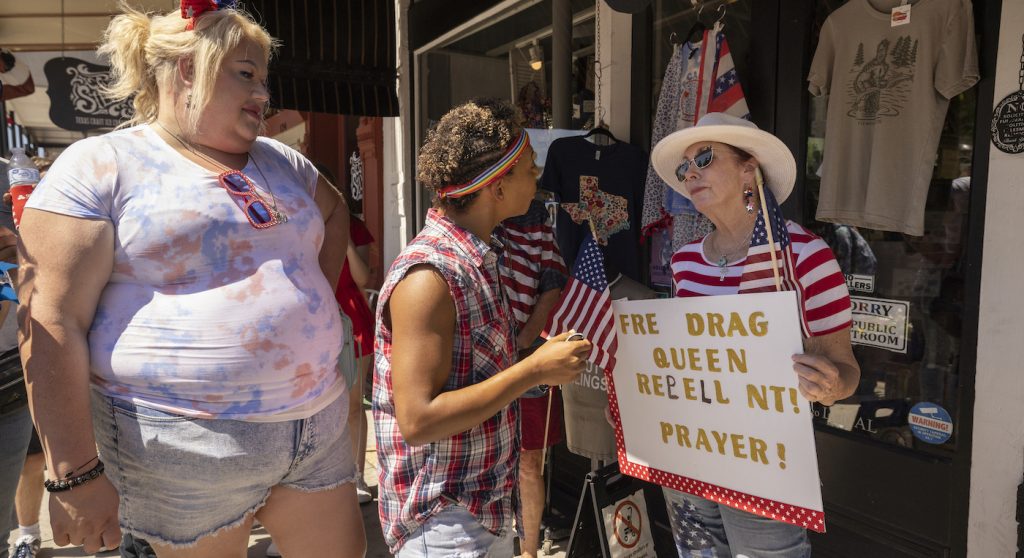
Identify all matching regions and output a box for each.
[246,0,399,117]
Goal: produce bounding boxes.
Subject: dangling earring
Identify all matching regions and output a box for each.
[185,92,193,109]
[743,184,755,214]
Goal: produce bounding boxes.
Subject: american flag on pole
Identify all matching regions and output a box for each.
[736,186,810,336]
[544,233,618,371]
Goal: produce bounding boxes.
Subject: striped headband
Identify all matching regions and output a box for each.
[438,131,530,199]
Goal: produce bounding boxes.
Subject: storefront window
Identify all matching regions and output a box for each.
[648,0,976,455]
[803,1,975,455]
[650,0,753,113]
[418,0,597,137]
[414,0,598,226]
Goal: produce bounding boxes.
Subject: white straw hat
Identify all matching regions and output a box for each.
[650,112,797,203]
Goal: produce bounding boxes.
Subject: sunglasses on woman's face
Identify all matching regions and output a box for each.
[218,170,280,229]
[675,145,715,182]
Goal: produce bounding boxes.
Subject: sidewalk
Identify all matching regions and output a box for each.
[6,409,569,557]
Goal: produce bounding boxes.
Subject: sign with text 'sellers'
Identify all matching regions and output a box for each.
[609,292,825,532]
[45,57,134,132]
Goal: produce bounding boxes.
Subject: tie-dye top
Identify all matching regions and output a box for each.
[25,125,344,420]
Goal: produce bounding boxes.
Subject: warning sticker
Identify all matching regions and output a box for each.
[850,296,909,353]
[908,403,953,444]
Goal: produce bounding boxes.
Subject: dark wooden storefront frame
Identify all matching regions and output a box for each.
[629,1,999,556]
[407,0,1000,554]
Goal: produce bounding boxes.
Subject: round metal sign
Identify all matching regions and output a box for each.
[991,90,1024,154]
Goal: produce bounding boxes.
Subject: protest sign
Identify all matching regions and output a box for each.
[609,291,825,532]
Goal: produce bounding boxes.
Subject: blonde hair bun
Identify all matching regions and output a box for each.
[98,1,278,132]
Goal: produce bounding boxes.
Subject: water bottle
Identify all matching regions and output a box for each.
[6,147,38,228]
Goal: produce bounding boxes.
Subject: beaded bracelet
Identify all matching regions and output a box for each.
[43,460,105,493]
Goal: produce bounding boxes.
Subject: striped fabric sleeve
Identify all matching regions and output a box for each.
[793,233,852,336]
[537,227,568,293]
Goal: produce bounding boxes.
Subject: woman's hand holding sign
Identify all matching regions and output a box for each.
[795,330,860,406]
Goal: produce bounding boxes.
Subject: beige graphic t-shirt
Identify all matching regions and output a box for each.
[808,0,978,236]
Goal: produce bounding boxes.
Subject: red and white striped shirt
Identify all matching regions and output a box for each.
[499,200,568,330]
[670,221,852,337]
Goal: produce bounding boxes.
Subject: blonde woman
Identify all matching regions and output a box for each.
[16,3,365,557]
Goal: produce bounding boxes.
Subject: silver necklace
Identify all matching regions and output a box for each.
[248,157,288,223]
[155,122,287,223]
[709,227,753,281]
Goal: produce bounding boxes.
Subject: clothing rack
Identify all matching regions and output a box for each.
[667,0,733,45]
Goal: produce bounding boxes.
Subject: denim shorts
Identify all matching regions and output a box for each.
[90,389,358,548]
[396,505,514,558]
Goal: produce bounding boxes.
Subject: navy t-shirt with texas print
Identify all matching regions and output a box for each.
[540,135,647,282]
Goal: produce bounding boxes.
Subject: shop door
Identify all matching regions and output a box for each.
[780,1,992,556]
[624,1,787,553]
[633,0,992,556]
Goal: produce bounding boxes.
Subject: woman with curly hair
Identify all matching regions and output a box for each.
[373,98,590,557]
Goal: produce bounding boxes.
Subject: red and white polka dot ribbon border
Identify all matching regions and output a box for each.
[604,370,826,534]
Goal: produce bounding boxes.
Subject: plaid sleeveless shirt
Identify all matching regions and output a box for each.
[372,209,520,553]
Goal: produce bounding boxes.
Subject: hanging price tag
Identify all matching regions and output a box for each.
[890,4,911,26]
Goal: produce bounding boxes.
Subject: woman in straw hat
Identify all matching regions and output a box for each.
[16,2,366,556]
[650,112,860,556]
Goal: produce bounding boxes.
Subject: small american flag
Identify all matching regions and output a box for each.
[737,186,809,336]
[544,233,617,371]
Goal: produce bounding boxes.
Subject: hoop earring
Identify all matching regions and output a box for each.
[743,184,755,214]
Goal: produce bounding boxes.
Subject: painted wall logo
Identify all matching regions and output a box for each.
[44,57,134,131]
[850,296,909,353]
[908,403,953,444]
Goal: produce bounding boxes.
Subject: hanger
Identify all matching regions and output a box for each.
[714,3,728,29]
[585,105,618,146]
[684,1,707,45]
[584,124,617,146]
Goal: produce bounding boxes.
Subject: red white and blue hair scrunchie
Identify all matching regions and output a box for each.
[181,0,238,30]
[437,131,531,200]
